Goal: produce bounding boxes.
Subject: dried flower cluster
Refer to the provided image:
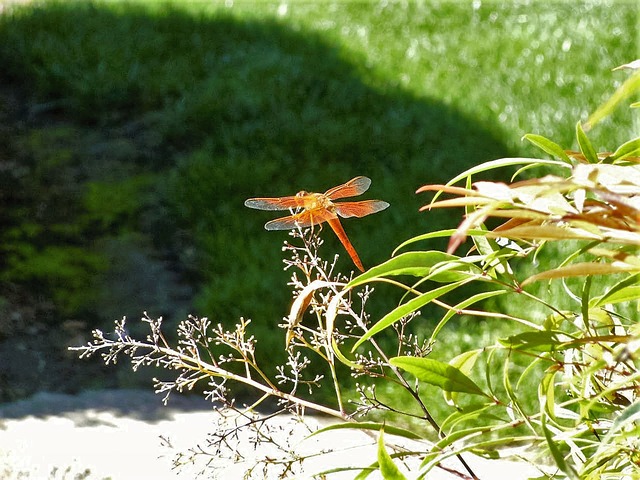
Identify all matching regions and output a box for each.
[71,225,459,478]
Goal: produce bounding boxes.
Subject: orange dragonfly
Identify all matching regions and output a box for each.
[245,176,389,272]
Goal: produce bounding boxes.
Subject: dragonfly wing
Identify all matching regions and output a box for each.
[309,208,338,224]
[245,196,301,211]
[324,176,372,200]
[334,200,390,218]
[264,212,313,230]
[265,208,339,230]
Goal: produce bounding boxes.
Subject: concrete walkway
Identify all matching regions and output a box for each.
[0,390,544,479]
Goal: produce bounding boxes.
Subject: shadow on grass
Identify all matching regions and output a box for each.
[0,2,510,399]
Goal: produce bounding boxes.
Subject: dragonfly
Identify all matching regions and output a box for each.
[245,176,389,272]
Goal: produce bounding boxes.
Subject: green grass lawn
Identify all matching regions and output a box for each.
[0,0,637,411]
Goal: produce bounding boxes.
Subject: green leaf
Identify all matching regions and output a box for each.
[611,137,640,161]
[347,251,468,288]
[309,422,424,441]
[428,290,507,344]
[541,414,580,480]
[445,349,483,406]
[581,275,592,329]
[585,70,640,129]
[353,467,377,480]
[390,356,488,397]
[446,157,570,186]
[539,371,556,420]
[489,225,602,242]
[331,338,364,370]
[352,279,472,350]
[522,133,572,164]
[576,121,599,163]
[377,429,408,480]
[421,426,539,474]
[581,401,640,477]
[523,262,640,285]
[596,285,640,306]
[592,273,640,307]
[449,349,480,376]
[609,400,640,435]
[430,157,570,203]
[515,354,546,392]
[440,402,497,434]
[325,288,364,370]
[315,466,375,479]
[470,448,501,459]
[392,229,491,254]
[501,352,531,430]
[499,330,576,351]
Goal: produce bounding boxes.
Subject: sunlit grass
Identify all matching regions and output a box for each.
[0,0,636,404]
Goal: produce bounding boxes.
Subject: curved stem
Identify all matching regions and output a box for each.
[141,341,347,419]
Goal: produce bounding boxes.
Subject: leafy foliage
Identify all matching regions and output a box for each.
[357,64,640,478]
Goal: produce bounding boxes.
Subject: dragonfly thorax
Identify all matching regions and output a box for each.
[297,192,333,211]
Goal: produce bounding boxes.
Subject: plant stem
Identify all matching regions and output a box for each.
[132,341,348,419]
